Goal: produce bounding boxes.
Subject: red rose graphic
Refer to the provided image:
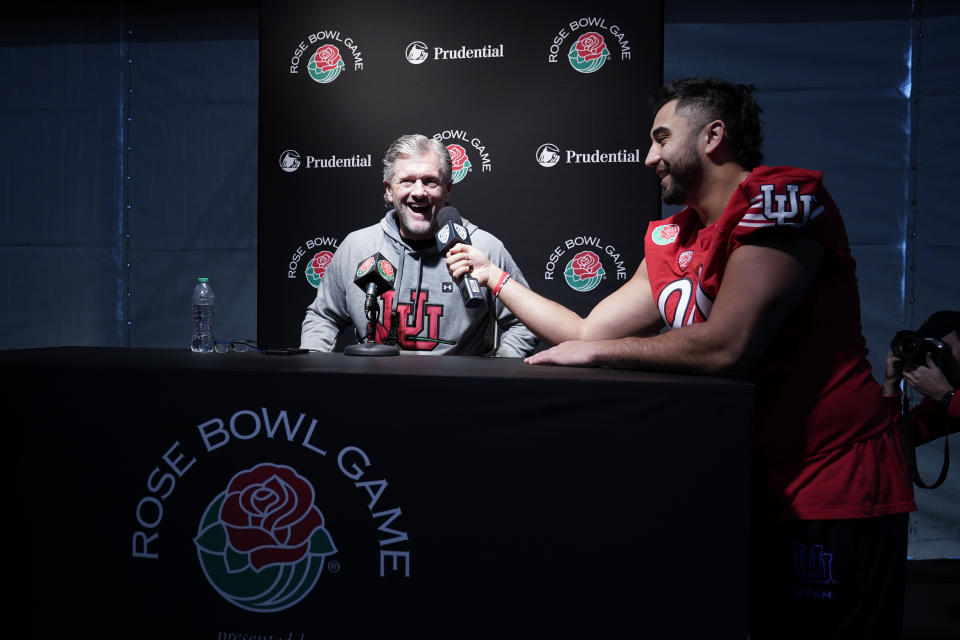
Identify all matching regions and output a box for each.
[378,259,395,278]
[575,32,607,62]
[446,144,469,171]
[661,224,680,241]
[571,251,602,280]
[219,463,326,571]
[313,45,342,72]
[311,251,334,280]
[357,256,375,276]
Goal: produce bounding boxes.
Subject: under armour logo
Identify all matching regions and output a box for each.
[792,543,834,584]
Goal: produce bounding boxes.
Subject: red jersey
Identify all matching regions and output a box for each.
[645,166,916,520]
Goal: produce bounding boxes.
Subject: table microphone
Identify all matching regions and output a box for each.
[353,252,396,321]
[344,253,400,356]
[435,206,484,308]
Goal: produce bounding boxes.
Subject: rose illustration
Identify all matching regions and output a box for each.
[312,251,334,277]
[193,463,337,613]
[564,250,606,292]
[661,224,679,241]
[313,45,342,72]
[570,251,602,280]
[378,259,395,280]
[357,256,375,277]
[194,462,337,612]
[305,250,335,288]
[447,144,469,172]
[575,32,607,62]
[219,463,327,570]
[652,223,681,246]
[446,144,473,184]
[307,45,345,84]
[568,32,610,74]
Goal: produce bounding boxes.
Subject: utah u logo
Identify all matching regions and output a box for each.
[377,290,444,350]
[760,183,822,227]
[792,543,834,584]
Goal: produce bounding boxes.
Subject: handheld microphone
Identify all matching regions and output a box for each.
[435,206,484,308]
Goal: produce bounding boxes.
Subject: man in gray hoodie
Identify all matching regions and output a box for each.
[300,134,537,356]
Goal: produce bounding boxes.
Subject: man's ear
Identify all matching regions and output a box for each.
[703,119,725,154]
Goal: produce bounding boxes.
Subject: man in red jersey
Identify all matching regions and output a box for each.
[448,77,916,639]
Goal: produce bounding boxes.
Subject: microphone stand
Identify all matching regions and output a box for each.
[344,282,399,356]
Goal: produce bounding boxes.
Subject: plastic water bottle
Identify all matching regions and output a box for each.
[191,277,215,352]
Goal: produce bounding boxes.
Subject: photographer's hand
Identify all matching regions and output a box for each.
[902,353,954,401]
[882,350,903,397]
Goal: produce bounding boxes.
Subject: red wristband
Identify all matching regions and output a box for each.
[492,272,511,297]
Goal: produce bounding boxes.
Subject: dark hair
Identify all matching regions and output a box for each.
[917,310,960,340]
[650,77,764,170]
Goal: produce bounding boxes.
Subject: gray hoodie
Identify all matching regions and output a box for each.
[300,210,538,356]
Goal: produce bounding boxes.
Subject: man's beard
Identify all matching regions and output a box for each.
[395,201,436,239]
[661,143,702,205]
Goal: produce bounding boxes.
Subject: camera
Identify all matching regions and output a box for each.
[890,330,948,368]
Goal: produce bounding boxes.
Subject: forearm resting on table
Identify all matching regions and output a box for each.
[574,323,749,374]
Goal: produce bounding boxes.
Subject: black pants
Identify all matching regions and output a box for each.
[749,513,909,640]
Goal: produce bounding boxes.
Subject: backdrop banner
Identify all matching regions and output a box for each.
[258,0,664,349]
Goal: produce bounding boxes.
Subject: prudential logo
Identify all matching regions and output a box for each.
[535,142,642,167]
[405,41,429,64]
[536,144,561,167]
[279,150,301,173]
[404,40,504,64]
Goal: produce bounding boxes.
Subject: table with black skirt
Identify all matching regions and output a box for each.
[6,346,754,638]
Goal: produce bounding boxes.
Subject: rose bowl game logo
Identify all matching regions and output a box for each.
[193,463,337,613]
[547,18,631,72]
[432,130,492,180]
[356,256,376,278]
[569,32,609,73]
[308,44,344,84]
[377,257,396,282]
[305,250,335,288]
[446,144,472,184]
[651,223,680,246]
[287,235,340,283]
[564,251,606,292]
[289,30,364,81]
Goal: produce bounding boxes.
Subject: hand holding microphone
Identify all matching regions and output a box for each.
[441,222,504,298]
[435,207,487,308]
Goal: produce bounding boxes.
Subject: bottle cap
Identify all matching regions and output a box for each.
[197,277,209,283]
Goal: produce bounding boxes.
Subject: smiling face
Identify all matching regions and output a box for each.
[383,151,451,241]
[645,99,707,206]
